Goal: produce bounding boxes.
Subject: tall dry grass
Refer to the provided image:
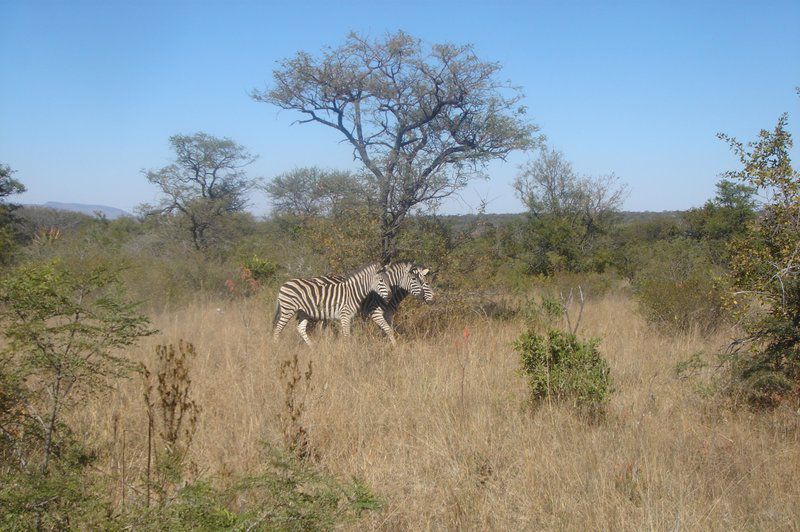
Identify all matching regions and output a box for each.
[73,291,800,530]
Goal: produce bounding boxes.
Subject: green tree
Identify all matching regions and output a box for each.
[683,178,756,262]
[610,215,683,279]
[264,167,369,219]
[142,133,259,250]
[513,147,627,273]
[0,261,154,474]
[255,31,539,259]
[264,167,382,271]
[0,164,26,265]
[720,107,800,406]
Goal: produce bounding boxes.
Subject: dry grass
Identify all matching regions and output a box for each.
[74,291,800,530]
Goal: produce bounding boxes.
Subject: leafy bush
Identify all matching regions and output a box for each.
[0,451,381,531]
[303,205,382,272]
[682,179,756,264]
[513,148,626,275]
[224,256,281,298]
[674,352,709,380]
[242,255,279,284]
[0,470,113,531]
[132,480,242,530]
[611,216,684,279]
[119,449,379,531]
[231,450,381,531]
[631,238,727,334]
[720,109,800,407]
[0,164,26,265]
[0,260,154,476]
[514,329,612,417]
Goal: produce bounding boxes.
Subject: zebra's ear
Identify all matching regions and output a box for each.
[419,268,430,276]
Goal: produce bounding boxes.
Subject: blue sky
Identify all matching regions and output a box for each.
[1,0,798,215]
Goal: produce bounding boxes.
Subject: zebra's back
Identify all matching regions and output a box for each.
[278,277,349,320]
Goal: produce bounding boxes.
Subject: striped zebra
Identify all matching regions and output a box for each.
[272,262,391,345]
[306,261,433,345]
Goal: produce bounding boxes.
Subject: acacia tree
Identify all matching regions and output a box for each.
[721,107,800,406]
[254,31,539,259]
[264,167,381,270]
[682,179,756,264]
[513,147,627,272]
[264,167,370,219]
[142,133,258,250]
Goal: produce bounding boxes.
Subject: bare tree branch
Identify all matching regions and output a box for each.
[253,31,541,258]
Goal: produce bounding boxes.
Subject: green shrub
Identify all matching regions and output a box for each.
[120,480,243,531]
[0,260,154,529]
[521,294,565,331]
[513,329,612,417]
[242,255,279,284]
[0,260,154,476]
[726,354,796,408]
[231,449,381,531]
[631,238,726,334]
[718,110,800,408]
[0,470,113,531]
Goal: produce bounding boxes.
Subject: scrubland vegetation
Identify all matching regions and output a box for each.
[1,33,798,530]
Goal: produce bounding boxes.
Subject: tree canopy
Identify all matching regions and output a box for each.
[0,164,25,202]
[264,167,369,219]
[513,147,627,273]
[254,31,539,258]
[683,178,756,250]
[722,108,800,406]
[142,133,258,250]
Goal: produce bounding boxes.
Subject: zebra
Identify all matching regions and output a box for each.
[304,261,433,345]
[272,262,391,345]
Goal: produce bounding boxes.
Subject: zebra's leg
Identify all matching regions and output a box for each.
[340,313,353,337]
[370,309,396,345]
[297,318,312,346]
[273,310,295,339]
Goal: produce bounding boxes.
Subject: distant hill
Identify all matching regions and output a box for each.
[34,202,132,219]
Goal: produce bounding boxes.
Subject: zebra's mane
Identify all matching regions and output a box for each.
[342,262,382,280]
[387,261,414,280]
[390,260,414,270]
[328,261,415,283]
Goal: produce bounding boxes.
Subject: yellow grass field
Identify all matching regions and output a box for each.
[74,291,800,530]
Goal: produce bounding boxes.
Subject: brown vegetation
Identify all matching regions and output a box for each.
[72,291,800,530]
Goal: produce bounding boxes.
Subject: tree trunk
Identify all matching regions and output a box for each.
[380,218,400,262]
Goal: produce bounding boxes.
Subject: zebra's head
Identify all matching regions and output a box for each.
[408,265,434,303]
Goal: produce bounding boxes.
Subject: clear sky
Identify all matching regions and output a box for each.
[1,0,798,215]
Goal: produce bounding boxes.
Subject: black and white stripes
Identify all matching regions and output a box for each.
[295,261,434,345]
[272,262,391,345]
[358,261,433,345]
